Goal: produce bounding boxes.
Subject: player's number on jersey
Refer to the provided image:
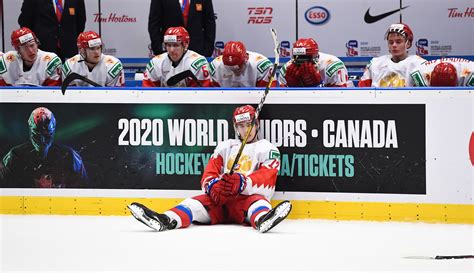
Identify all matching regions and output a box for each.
[202,66,209,78]
[268,159,280,169]
[337,69,348,83]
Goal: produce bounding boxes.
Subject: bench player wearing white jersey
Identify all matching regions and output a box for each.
[0,27,61,86]
[358,23,426,87]
[142,27,211,87]
[62,31,124,87]
[278,38,351,87]
[209,41,276,87]
[128,105,292,233]
[408,58,474,87]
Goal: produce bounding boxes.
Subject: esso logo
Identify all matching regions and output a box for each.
[305,6,330,25]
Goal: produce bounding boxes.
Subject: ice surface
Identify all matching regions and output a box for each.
[1,215,473,273]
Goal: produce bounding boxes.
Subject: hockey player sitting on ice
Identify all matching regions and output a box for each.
[358,23,426,87]
[0,27,61,86]
[408,58,474,87]
[62,31,124,87]
[209,41,276,87]
[142,26,211,87]
[128,105,292,233]
[278,38,351,87]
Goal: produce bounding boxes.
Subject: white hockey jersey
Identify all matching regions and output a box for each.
[201,139,280,200]
[358,54,426,87]
[408,58,474,87]
[278,52,351,87]
[209,51,274,87]
[0,49,61,86]
[62,54,124,87]
[143,49,211,87]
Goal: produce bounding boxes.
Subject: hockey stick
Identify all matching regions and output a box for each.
[404,255,474,260]
[229,28,279,174]
[61,72,102,95]
[166,69,203,87]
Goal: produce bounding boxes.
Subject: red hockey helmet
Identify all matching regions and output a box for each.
[430,62,458,86]
[164,27,190,45]
[77,31,103,49]
[233,105,256,125]
[385,23,414,46]
[223,41,248,66]
[292,38,319,58]
[11,27,38,48]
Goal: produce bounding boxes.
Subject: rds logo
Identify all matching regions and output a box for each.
[305,6,330,25]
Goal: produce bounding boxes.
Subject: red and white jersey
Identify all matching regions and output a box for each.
[358,54,426,87]
[209,51,275,87]
[279,52,351,87]
[201,139,280,200]
[142,50,211,87]
[0,49,61,86]
[408,58,474,87]
[62,54,125,87]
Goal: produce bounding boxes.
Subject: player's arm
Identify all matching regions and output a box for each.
[107,59,125,87]
[357,59,374,87]
[189,56,211,87]
[43,55,62,86]
[208,60,221,87]
[323,60,348,87]
[408,68,428,87]
[0,55,10,86]
[277,62,290,87]
[142,59,161,87]
[200,151,224,191]
[464,62,474,86]
[255,57,276,87]
[245,149,280,194]
[61,59,79,86]
[200,144,237,205]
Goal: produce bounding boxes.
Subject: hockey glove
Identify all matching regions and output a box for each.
[300,62,322,87]
[221,173,247,196]
[284,63,302,87]
[206,178,232,205]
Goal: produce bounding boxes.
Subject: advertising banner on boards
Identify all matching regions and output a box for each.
[0,103,426,194]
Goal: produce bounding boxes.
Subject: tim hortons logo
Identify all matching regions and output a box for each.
[448,7,474,18]
[94,13,137,23]
[247,7,273,24]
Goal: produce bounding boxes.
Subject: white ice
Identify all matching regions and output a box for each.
[1,215,473,273]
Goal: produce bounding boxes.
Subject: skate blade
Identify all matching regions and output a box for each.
[258,201,292,233]
[127,204,163,232]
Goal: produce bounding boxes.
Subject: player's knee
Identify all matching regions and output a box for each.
[181,197,211,224]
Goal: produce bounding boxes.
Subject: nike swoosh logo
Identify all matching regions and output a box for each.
[364,6,409,24]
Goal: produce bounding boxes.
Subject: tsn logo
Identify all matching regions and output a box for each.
[247,7,273,24]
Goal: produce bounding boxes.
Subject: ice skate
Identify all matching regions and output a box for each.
[256,200,292,233]
[127,202,177,232]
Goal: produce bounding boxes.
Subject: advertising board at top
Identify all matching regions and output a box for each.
[2,0,473,58]
[297,0,474,57]
[212,0,296,58]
